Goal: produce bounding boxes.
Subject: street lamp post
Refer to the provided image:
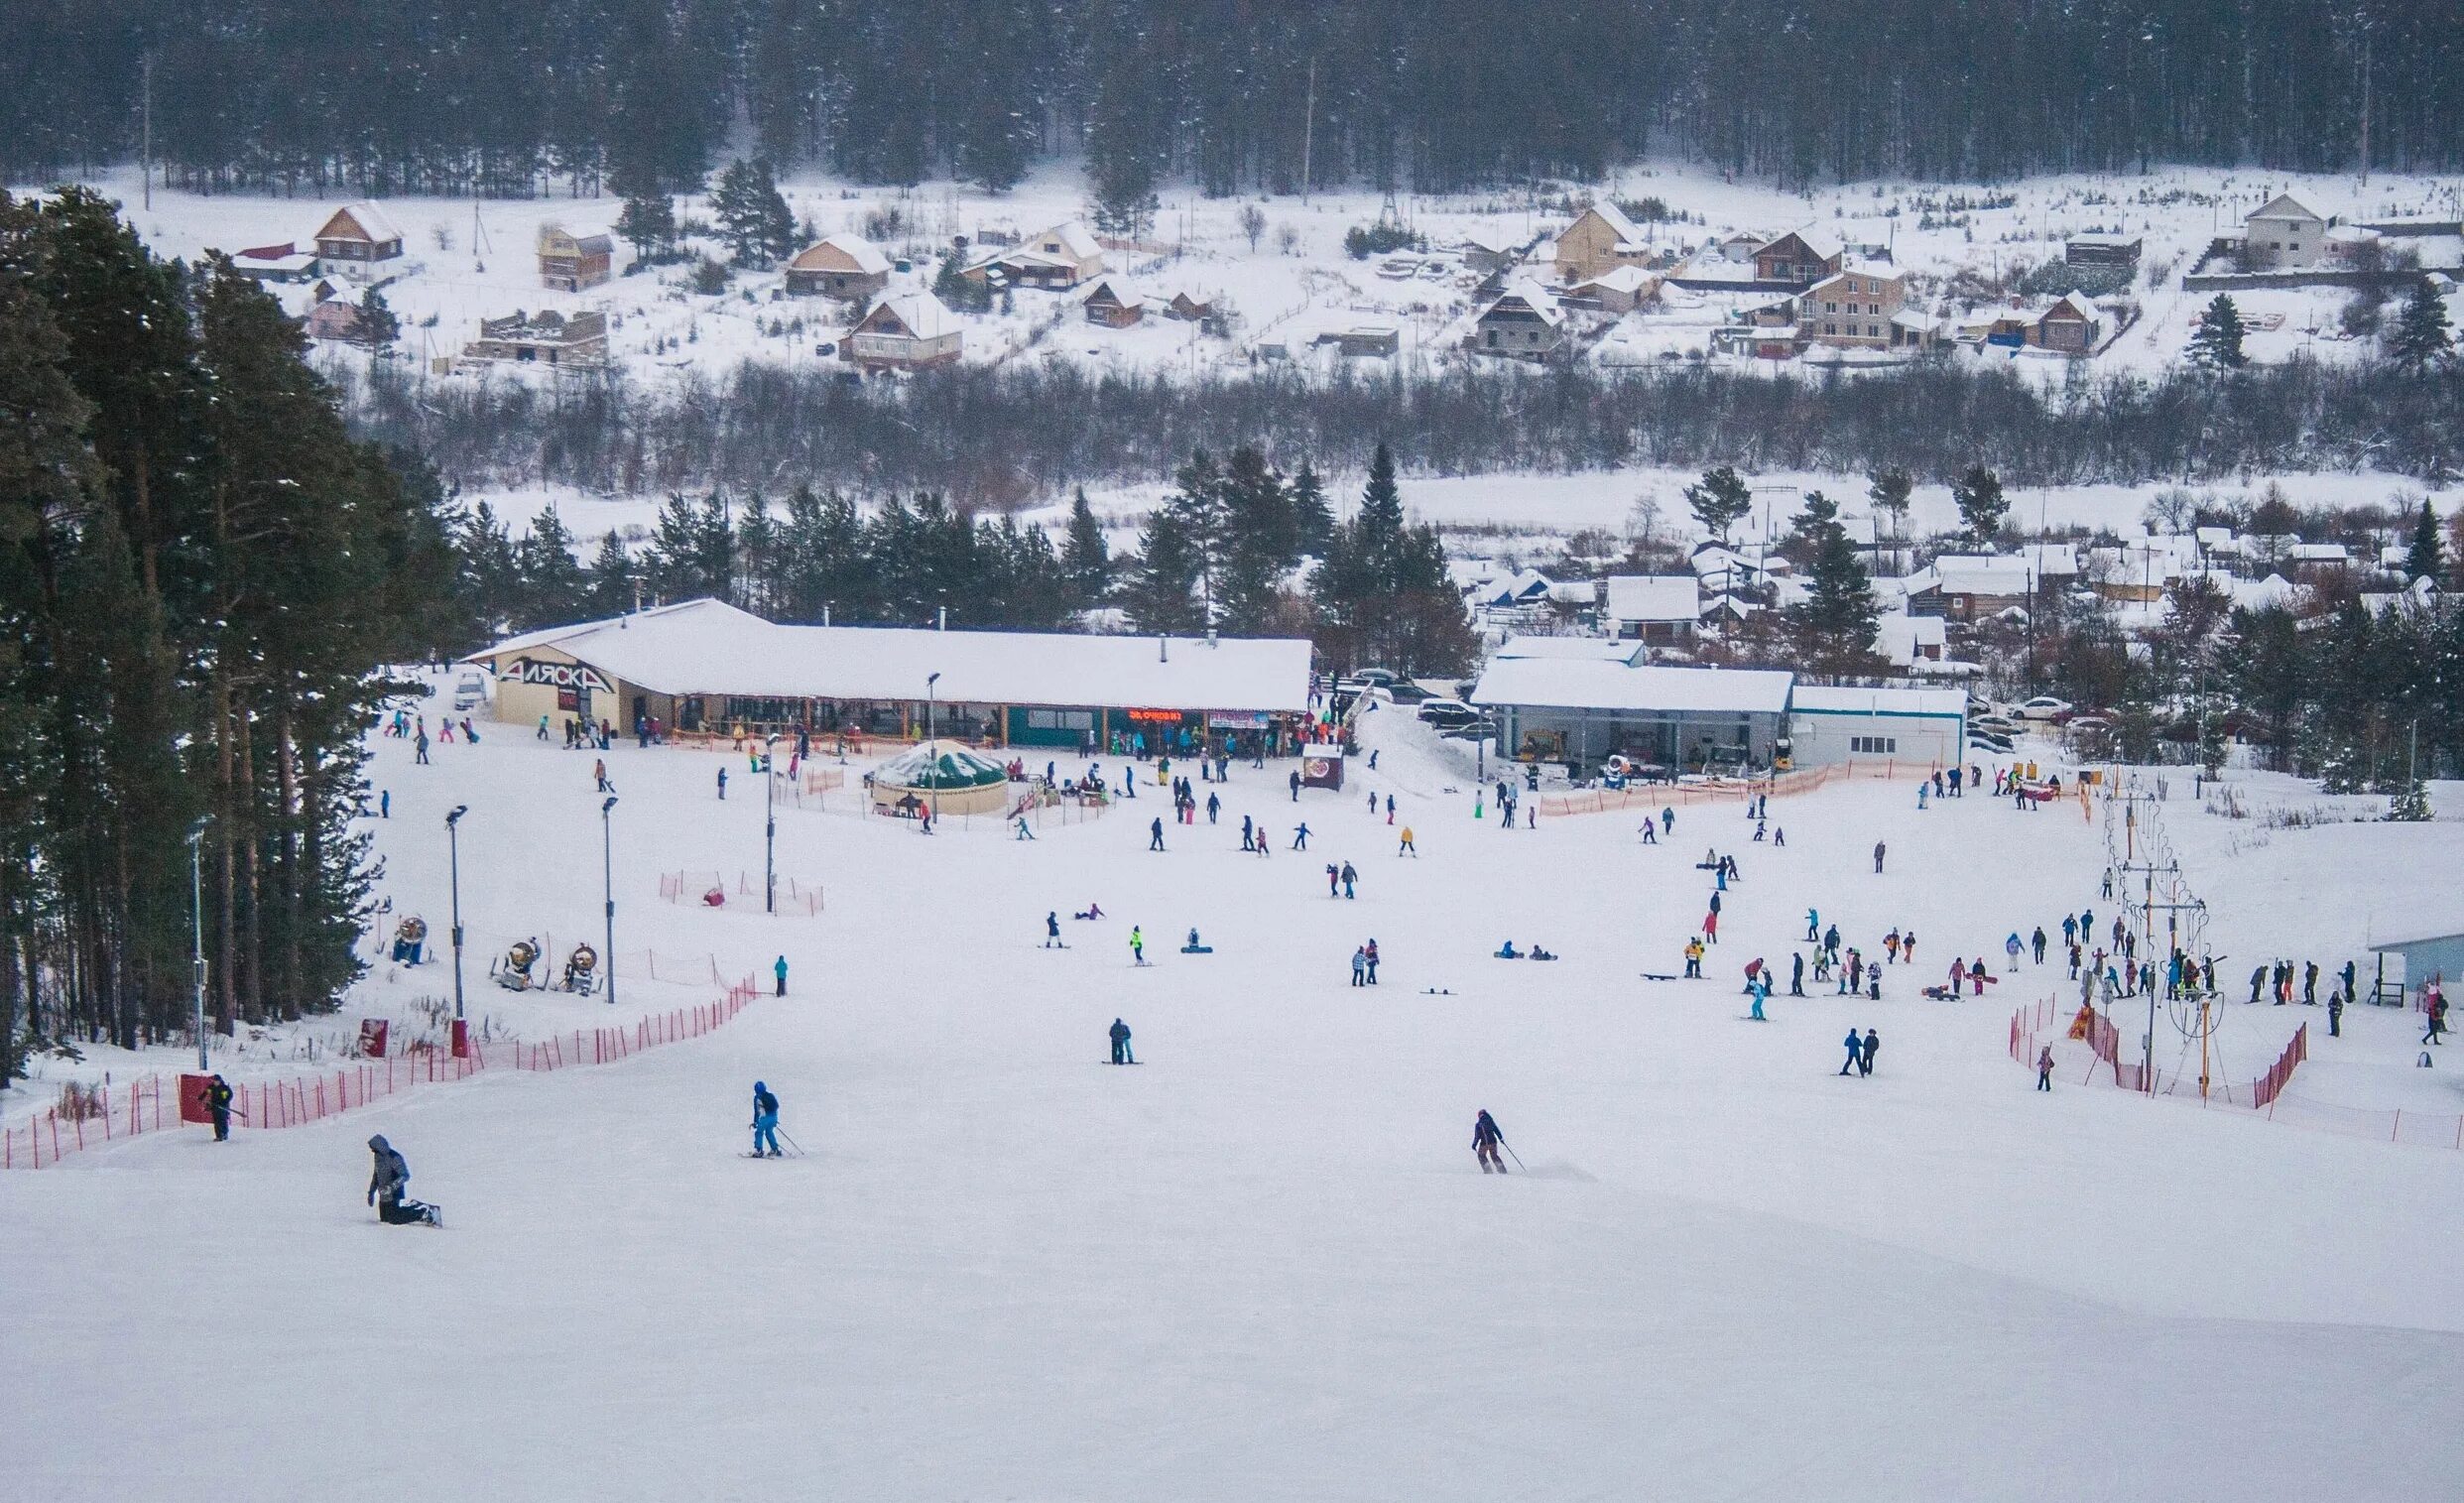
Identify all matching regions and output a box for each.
[925,672,942,824]
[764,733,782,915]
[187,823,207,1069]
[601,796,618,1005]
[444,805,468,1021]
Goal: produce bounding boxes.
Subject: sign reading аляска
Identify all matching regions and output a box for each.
[499,658,612,693]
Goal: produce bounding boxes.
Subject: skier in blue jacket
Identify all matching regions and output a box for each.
[1838,1029,1863,1075]
[751,1082,781,1158]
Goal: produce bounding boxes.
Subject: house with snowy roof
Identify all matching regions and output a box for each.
[1081,278,1145,328]
[1470,282,1564,361]
[2243,193,2326,271]
[1603,575,1702,647]
[966,220,1105,290]
[785,234,891,301]
[1553,202,1653,284]
[1566,264,1659,314]
[312,202,403,268]
[2036,292,2102,353]
[1797,263,1909,349]
[229,241,323,283]
[1874,613,1948,670]
[1751,230,1843,287]
[1903,555,2046,622]
[537,224,614,292]
[843,292,963,372]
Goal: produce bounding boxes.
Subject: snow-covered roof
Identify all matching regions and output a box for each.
[2247,193,2323,225]
[870,291,957,340]
[2237,573,2300,610]
[1481,567,1556,605]
[2066,232,2141,247]
[792,234,891,275]
[1603,574,1699,623]
[2023,543,2080,577]
[1491,636,1641,663]
[1458,226,1519,256]
[1480,280,1562,327]
[2044,292,2099,322]
[1872,614,1947,666]
[1756,228,1842,262]
[1083,277,1144,309]
[1789,685,1968,719]
[1571,201,1645,246]
[2287,542,2350,563]
[1470,656,1793,715]
[1547,580,1598,606]
[1030,220,1103,261]
[1910,555,2045,597]
[319,201,402,244]
[1574,265,1655,295]
[462,599,1312,711]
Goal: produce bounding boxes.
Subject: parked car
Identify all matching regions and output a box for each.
[451,671,489,711]
[2016,696,2074,722]
[1385,680,1432,704]
[1418,699,1482,729]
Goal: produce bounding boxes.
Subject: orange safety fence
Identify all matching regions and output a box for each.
[3,976,760,1170]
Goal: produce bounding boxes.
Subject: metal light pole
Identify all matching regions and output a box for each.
[601,796,618,1005]
[444,805,468,1021]
[764,733,782,914]
[187,823,207,1069]
[925,672,941,824]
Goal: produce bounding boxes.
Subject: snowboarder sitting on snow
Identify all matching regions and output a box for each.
[1529,945,1556,961]
[1181,929,1211,954]
[1496,940,1522,959]
[367,1135,438,1226]
[751,1082,782,1157]
[1109,1018,1135,1065]
[1075,903,1105,921]
[1473,1110,1508,1174]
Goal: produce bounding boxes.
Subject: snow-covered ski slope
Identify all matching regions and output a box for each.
[6,693,2462,1500]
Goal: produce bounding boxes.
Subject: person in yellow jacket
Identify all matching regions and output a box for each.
[1398,825,1417,856]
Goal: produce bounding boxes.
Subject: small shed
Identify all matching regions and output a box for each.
[1568,264,1658,314]
[1330,324,1400,358]
[2368,932,2464,1004]
[2064,234,2143,269]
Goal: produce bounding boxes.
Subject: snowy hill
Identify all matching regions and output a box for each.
[5,682,2463,1499]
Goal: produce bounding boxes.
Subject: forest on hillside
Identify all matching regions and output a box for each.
[333,352,2464,507]
[6,1,2460,195]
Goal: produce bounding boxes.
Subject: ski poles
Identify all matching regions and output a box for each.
[1503,1142,1527,1172]
[776,1129,806,1158]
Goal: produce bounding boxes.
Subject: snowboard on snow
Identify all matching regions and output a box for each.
[1639,971,1680,981]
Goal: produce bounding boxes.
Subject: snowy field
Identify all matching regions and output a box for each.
[6,680,2463,1500]
[72,156,2464,404]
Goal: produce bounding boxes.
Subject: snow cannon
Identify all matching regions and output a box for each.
[389,916,429,964]
[560,942,599,995]
[495,938,541,991]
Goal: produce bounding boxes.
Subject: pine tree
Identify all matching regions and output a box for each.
[584,530,636,617]
[711,158,796,267]
[1120,505,1207,634]
[513,506,586,629]
[1867,466,1913,568]
[458,502,523,630]
[615,188,678,264]
[1683,465,1752,545]
[1311,443,1474,675]
[353,286,401,350]
[2404,498,2444,584]
[2188,294,2249,369]
[1950,462,2008,544]
[1289,460,1333,555]
[2386,279,2454,372]
[1782,491,1882,676]
[1061,488,1111,607]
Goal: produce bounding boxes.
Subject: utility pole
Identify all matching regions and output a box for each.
[187,822,206,1069]
[1299,57,1316,206]
[139,51,153,210]
[925,673,942,824]
[444,806,468,1021]
[601,797,618,1005]
[2357,27,2374,187]
[764,734,781,914]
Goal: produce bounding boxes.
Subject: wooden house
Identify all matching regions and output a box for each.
[537,225,614,292]
[2035,292,2101,353]
[1164,290,1216,322]
[305,296,366,344]
[1553,202,1651,283]
[784,234,891,301]
[1750,230,1842,287]
[312,202,404,267]
[965,220,1105,290]
[1470,282,1563,361]
[2064,233,2142,269]
[1082,278,1144,328]
[462,311,609,368]
[843,292,963,372]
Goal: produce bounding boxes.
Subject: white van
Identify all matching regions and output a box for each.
[451,671,489,711]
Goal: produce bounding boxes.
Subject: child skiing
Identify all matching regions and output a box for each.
[750,1082,782,1157]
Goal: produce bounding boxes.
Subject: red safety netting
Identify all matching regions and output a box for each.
[3,976,759,1170]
